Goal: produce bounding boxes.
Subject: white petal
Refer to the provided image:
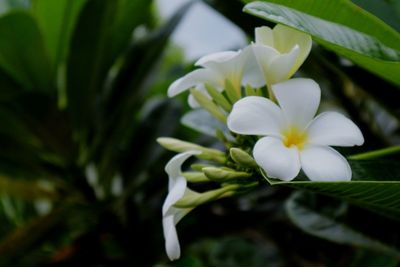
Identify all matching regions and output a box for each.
[307,112,364,147]
[202,48,251,88]
[267,45,299,84]
[251,44,279,84]
[227,96,284,136]
[255,26,274,46]
[242,46,266,88]
[195,51,238,67]
[300,145,351,181]
[162,176,187,215]
[253,136,301,181]
[272,78,321,129]
[163,215,181,260]
[167,69,220,97]
[165,151,200,189]
[272,24,312,77]
[187,94,200,108]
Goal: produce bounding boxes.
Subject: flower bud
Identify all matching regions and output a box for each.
[190,89,227,123]
[202,166,251,182]
[204,83,232,112]
[157,137,226,164]
[230,148,258,168]
[174,184,240,208]
[182,172,209,183]
[224,79,240,103]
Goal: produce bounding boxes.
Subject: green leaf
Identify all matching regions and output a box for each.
[99,2,191,151]
[32,0,87,73]
[181,109,230,138]
[0,11,53,93]
[66,0,151,140]
[243,0,400,50]
[286,191,400,259]
[351,0,400,33]
[350,250,399,267]
[261,160,400,220]
[244,2,400,85]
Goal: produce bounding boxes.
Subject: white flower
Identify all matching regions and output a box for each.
[162,150,200,261]
[227,78,364,181]
[252,25,312,86]
[168,47,264,107]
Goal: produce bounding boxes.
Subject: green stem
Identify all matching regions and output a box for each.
[348,145,400,160]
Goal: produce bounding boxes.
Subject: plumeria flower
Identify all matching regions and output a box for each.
[227,78,364,181]
[252,25,312,87]
[162,150,200,261]
[168,47,264,107]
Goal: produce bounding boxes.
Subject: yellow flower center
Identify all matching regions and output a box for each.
[282,127,308,150]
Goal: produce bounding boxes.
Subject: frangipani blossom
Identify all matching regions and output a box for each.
[227,78,364,181]
[168,47,264,107]
[162,150,200,261]
[252,25,312,86]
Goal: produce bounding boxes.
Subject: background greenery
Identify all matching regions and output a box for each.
[0,0,398,266]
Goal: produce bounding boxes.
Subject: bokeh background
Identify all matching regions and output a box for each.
[0,0,399,266]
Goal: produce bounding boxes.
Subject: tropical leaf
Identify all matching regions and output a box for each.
[286,191,400,258]
[243,0,400,50]
[32,0,87,74]
[352,0,400,32]
[0,11,53,93]
[66,0,151,141]
[261,160,400,220]
[243,2,400,85]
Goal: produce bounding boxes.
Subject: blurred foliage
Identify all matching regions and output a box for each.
[0,0,398,266]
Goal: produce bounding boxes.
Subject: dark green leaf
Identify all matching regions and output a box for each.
[66,0,151,141]
[350,250,399,267]
[286,191,400,258]
[32,0,87,73]
[0,11,53,93]
[262,160,400,220]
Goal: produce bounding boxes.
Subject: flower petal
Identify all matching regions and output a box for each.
[163,214,181,261]
[167,69,220,97]
[165,151,201,190]
[195,51,238,67]
[251,44,279,84]
[255,26,274,47]
[227,96,283,136]
[307,112,364,147]
[272,24,312,77]
[242,46,266,88]
[272,78,321,129]
[300,145,351,181]
[201,48,252,89]
[162,176,187,215]
[187,94,200,108]
[253,136,301,181]
[267,45,299,84]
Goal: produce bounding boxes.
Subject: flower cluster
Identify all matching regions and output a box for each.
[158,24,364,261]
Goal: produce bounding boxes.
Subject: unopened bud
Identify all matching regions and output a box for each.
[202,166,251,182]
[157,137,226,164]
[230,148,258,168]
[182,172,209,183]
[190,89,227,123]
[205,83,232,112]
[174,184,240,208]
